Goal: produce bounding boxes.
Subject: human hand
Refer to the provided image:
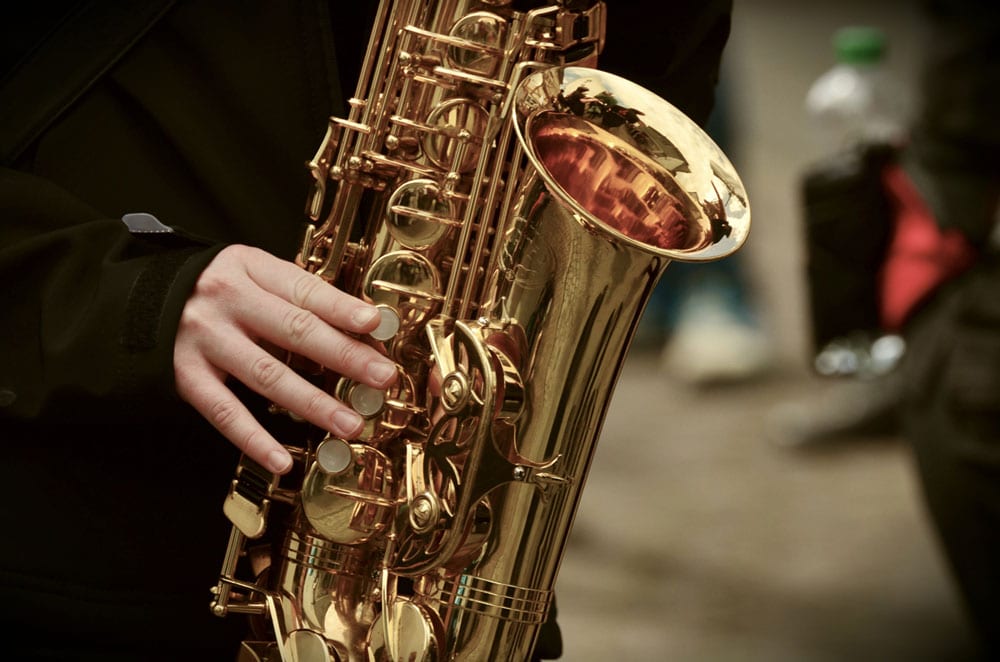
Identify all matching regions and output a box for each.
[174,245,397,474]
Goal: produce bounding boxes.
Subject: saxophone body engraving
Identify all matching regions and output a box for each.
[212,2,749,660]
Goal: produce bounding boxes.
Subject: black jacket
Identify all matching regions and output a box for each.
[0,1,731,658]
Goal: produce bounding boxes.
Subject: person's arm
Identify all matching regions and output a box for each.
[1,1,400,474]
[599,0,733,126]
[904,0,1000,244]
[0,168,396,474]
[0,167,212,424]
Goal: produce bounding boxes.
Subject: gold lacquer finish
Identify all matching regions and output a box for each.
[212,2,748,661]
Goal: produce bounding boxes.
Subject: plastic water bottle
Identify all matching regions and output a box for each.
[802,26,910,378]
[804,26,909,156]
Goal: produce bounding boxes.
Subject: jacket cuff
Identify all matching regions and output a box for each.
[115,218,227,414]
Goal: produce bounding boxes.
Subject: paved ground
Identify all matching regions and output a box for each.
[555,355,982,661]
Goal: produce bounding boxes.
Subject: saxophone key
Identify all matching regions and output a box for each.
[370,304,401,341]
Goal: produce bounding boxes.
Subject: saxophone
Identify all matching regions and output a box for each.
[212,2,749,660]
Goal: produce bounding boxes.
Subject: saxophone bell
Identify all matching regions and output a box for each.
[512,65,747,262]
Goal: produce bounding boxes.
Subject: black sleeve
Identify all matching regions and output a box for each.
[599,0,733,126]
[904,0,1000,244]
[0,1,339,426]
[0,168,225,424]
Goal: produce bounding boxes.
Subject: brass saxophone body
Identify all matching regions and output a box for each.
[212,2,749,660]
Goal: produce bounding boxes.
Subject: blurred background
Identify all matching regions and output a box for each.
[554,0,987,660]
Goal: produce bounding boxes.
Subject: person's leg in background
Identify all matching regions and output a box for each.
[643,60,772,385]
[901,257,1000,659]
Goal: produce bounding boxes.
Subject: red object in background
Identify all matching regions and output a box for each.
[879,164,978,330]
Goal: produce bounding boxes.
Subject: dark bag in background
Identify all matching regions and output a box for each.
[800,143,897,355]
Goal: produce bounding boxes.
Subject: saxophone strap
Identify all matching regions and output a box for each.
[0,0,176,166]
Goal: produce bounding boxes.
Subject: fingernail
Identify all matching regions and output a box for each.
[333,409,364,437]
[267,449,293,474]
[351,306,379,327]
[368,361,397,385]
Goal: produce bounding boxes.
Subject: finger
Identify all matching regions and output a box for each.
[240,247,382,334]
[179,361,294,474]
[237,289,398,390]
[207,336,366,439]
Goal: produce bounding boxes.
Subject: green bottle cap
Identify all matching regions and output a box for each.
[833,26,886,65]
